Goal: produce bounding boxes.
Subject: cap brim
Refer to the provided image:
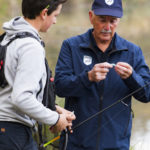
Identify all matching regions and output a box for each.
[93,8,123,18]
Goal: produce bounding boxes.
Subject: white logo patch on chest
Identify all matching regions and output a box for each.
[83,55,92,65]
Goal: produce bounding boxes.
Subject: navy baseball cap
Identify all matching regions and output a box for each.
[92,0,123,18]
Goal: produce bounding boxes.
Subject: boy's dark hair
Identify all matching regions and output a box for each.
[22,0,67,19]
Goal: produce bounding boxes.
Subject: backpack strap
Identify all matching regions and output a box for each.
[0,32,6,42]
[9,32,45,47]
[0,32,45,88]
[43,59,56,110]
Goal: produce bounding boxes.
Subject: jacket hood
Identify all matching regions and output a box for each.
[2,16,40,41]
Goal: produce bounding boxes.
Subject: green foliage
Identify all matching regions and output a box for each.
[0,0,8,15]
[0,0,9,32]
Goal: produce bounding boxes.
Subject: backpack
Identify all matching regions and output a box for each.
[0,32,7,88]
[0,32,56,110]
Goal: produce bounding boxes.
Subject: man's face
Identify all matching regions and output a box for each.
[40,4,62,32]
[89,11,120,43]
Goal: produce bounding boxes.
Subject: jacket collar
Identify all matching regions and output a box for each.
[79,28,128,52]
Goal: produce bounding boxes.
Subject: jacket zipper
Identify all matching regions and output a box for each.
[96,53,107,150]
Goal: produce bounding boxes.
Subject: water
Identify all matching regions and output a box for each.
[130,101,150,150]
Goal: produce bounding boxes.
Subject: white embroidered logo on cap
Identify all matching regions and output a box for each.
[83,55,92,65]
[105,0,114,6]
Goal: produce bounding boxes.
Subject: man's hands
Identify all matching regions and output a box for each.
[88,62,133,82]
[115,62,133,79]
[88,62,113,82]
[50,106,76,133]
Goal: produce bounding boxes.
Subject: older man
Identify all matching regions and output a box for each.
[55,0,150,149]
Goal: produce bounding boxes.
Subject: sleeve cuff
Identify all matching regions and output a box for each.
[51,113,60,127]
[123,70,141,90]
[79,70,93,88]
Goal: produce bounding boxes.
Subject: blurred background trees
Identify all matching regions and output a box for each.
[0,0,150,149]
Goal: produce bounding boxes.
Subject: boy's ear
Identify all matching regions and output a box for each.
[40,8,48,20]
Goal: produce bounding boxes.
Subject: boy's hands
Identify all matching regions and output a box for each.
[50,106,76,133]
